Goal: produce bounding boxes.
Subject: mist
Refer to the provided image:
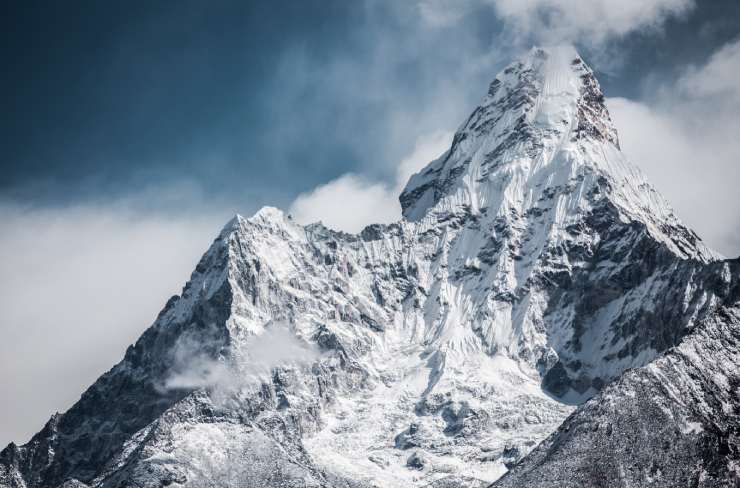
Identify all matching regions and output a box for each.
[163,324,324,394]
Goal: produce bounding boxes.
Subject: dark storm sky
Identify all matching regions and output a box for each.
[2,0,738,212]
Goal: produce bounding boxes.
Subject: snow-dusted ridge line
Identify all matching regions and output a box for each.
[1,46,736,488]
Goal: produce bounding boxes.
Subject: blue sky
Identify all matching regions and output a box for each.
[1,0,740,446]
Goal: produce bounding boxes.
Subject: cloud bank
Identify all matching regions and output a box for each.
[607,38,740,257]
[0,203,223,446]
[490,0,694,43]
[289,131,453,232]
[417,0,694,44]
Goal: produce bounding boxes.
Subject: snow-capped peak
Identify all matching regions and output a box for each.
[513,45,618,146]
[400,45,617,221]
[400,45,715,262]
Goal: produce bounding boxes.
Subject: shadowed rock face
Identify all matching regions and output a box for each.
[493,260,740,488]
[1,46,736,488]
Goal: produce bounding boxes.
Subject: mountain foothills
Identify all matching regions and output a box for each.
[2,46,738,488]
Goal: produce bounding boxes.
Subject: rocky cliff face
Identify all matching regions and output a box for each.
[1,46,736,488]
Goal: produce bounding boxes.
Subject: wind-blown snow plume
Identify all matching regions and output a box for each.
[496,0,692,42]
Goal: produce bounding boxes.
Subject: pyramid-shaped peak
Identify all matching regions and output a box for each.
[397,45,716,261]
[486,45,616,141]
[400,45,621,221]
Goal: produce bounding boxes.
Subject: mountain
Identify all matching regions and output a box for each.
[2,45,737,488]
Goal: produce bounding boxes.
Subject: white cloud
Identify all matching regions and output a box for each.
[397,130,454,186]
[607,38,740,257]
[417,0,472,28]
[417,0,692,44]
[289,131,453,233]
[0,203,224,446]
[490,0,694,44]
[411,0,695,75]
[677,39,740,101]
[163,325,322,392]
[289,174,400,233]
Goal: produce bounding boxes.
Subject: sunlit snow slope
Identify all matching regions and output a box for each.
[1,46,735,488]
